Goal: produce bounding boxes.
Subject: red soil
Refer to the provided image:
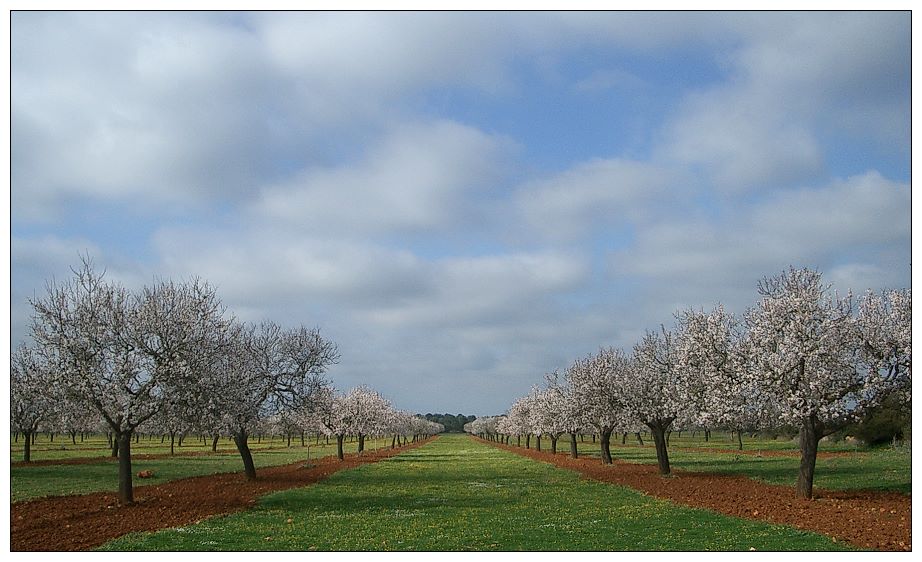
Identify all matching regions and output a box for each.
[482,438,910,551]
[10,440,429,552]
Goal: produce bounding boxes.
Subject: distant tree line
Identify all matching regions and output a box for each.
[422,413,477,433]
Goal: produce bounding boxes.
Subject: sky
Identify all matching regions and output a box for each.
[9,11,911,415]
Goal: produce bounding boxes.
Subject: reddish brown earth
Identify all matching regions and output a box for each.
[482,438,910,551]
[11,440,430,552]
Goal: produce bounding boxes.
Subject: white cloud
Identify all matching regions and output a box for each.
[516,158,684,241]
[255,120,517,236]
[660,12,908,192]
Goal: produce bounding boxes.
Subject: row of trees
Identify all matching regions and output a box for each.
[11,258,442,505]
[470,267,910,499]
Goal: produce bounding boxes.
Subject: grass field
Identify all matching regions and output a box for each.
[99,435,848,551]
[562,436,911,494]
[10,436,392,503]
[10,433,329,462]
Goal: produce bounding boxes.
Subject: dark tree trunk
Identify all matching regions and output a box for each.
[737,429,744,451]
[665,430,672,447]
[592,434,596,443]
[621,432,627,445]
[570,432,578,458]
[170,432,176,456]
[336,434,345,460]
[111,435,119,458]
[287,432,292,447]
[391,434,397,449]
[600,427,613,464]
[212,434,220,452]
[525,434,531,449]
[797,416,824,499]
[358,433,365,453]
[49,433,54,443]
[233,430,257,480]
[648,421,672,475]
[23,430,32,462]
[517,435,521,447]
[135,433,140,444]
[117,430,134,505]
[550,435,558,454]
[536,435,542,451]
[704,428,710,442]
[161,434,165,444]
[71,431,77,445]
[301,431,305,447]
[636,432,644,446]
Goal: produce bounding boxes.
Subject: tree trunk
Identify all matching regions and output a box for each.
[636,432,644,446]
[525,434,531,449]
[569,432,578,459]
[358,433,365,453]
[336,434,345,460]
[550,435,558,454]
[737,429,744,451]
[117,430,134,505]
[233,430,257,480]
[170,432,176,456]
[301,431,305,447]
[23,430,32,462]
[592,433,596,443]
[111,435,119,458]
[599,427,613,464]
[71,431,77,445]
[648,422,672,475]
[517,435,521,447]
[704,428,710,442]
[391,434,397,449]
[536,435,542,451]
[287,432,291,447]
[622,432,627,445]
[212,434,220,452]
[796,416,824,499]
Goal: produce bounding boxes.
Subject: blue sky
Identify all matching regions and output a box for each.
[10,11,911,415]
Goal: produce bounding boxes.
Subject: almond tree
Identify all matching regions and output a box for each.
[679,305,777,450]
[10,344,57,462]
[742,267,905,499]
[567,348,633,464]
[628,325,703,475]
[30,259,158,505]
[212,320,338,478]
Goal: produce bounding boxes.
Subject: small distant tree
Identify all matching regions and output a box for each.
[10,344,57,462]
[567,348,633,464]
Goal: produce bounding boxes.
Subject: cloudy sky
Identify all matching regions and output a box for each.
[10,11,910,415]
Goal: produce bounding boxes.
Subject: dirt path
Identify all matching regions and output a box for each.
[11,439,431,551]
[482,438,910,551]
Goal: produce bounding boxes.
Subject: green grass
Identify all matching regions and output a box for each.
[559,436,911,494]
[10,433,314,462]
[11,437,392,503]
[99,435,849,551]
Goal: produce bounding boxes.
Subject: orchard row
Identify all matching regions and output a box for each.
[11,257,442,505]
[466,267,910,499]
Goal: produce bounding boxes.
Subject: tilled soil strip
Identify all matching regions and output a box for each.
[11,439,431,552]
[481,438,910,552]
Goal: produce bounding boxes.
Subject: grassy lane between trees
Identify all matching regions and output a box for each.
[99,434,847,551]
[11,437,391,503]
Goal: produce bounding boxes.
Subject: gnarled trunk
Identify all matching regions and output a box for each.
[22,429,32,462]
[797,416,824,499]
[117,430,134,505]
[600,427,613,464]
[233,429,257,480]
[212,434,220,452]
[647,421,672,475]
[336,434,345,460]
